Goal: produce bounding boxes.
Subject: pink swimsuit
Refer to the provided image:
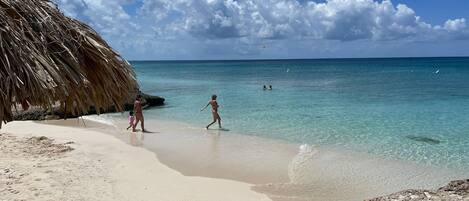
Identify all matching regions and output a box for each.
[129,116,135,125]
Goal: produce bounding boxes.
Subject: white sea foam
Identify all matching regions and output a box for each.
[288,144,318,184]
[82,115,117,127]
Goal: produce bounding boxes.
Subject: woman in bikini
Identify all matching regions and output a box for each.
[201,94,222,129]
[132,95,147,132]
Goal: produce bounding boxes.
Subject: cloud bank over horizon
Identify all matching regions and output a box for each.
[53,0,469,60]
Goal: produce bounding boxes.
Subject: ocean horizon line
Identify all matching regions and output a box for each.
[129,56,469,63]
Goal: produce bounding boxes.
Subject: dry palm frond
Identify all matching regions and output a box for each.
[0,0,138,127]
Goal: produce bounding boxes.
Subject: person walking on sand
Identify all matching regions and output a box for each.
[126,111,135,130]
[201,94,222,129]
[132,95,146,132]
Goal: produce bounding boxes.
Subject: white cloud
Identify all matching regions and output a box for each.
[54,0,135,37]
[52,0,469,59]
[444,18,467,31]
[133,0,469,41]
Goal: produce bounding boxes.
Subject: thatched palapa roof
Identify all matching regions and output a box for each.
[0,0,138,127]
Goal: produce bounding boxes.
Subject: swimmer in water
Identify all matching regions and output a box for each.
[201,94,222,129]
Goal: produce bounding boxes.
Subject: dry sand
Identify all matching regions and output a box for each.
[0,121,271,201]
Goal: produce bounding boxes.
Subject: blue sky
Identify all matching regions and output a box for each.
[391,0,469,24]
[54,0,469,60]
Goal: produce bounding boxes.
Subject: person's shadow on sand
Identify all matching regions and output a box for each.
[206,128,230,132]
[132,129,158,134]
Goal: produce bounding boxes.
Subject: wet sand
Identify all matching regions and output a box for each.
[46,116,469,201]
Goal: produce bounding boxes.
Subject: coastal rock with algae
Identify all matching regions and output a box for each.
[12,92,164,121]
[367,179,469,201]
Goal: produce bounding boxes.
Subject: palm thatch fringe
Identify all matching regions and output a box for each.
[0,0,138,127]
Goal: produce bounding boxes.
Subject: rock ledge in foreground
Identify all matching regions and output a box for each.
[367,179,469,201]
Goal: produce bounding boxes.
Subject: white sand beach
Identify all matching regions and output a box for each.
[0,121,271,201]
[2,118,468,201]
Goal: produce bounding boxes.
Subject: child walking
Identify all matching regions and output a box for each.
[126,111,135,130]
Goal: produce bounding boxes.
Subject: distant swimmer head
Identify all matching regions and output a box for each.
[211,94,217,100]
[263,85,267,90]
[269,85,272,90]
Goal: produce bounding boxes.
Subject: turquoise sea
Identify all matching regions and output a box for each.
[131,57,469,170]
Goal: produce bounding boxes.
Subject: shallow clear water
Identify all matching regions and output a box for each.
[131,58,469,169]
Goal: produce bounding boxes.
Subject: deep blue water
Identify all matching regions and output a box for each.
[131,57,469,169]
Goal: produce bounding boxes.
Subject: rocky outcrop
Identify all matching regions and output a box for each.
[367,179,469,201]
[12,93,165,121]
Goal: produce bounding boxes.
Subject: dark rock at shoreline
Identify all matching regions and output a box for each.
[406,135,441,145]
[142,93,165,107]
[121,93,165,111]
[367,179,469,201]
[12,93,165,121]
